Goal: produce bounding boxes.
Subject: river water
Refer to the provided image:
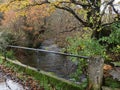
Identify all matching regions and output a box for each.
[15,40,77,78]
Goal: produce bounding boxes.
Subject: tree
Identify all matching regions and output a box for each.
[0,0,53,47]
[0,0,120,39]
[2,0,120,36]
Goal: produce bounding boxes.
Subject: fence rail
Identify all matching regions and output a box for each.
[4,45,104,90]
[7,45,89,59]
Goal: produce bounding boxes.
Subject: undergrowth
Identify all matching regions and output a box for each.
[0,57,84,90]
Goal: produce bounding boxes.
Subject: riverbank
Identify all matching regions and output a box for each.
[0,59,42,90]
[1,55,120,90]
[0,56,82,90]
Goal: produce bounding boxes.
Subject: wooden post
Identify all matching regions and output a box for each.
[4,49,6,61]
[88,56,104,90]
[36,51,40,71]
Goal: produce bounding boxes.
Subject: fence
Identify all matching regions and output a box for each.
[3,45,104,90]
[6,45,89,78]
[7,45,89,59]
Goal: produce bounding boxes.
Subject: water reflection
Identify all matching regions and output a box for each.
[15,40,77,78]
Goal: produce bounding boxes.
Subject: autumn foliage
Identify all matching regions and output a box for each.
[25,5,50,31]
[0,0,54,47]
[2,4,51,29]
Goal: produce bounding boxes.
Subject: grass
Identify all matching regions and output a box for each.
[104,77,120,88]
[0,56,84,90]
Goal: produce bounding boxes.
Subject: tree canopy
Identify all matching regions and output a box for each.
[0,0,120,38]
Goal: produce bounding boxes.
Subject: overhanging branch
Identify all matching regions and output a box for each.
[102,22,114,27]
[110,4,120,19]
[54,5,89,27]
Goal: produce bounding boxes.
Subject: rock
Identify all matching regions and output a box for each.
[109,67,120,81]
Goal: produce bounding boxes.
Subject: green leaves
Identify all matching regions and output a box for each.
[99,21,120,47]
[67,37,106,57]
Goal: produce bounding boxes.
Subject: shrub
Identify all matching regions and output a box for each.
[99,21,120,50]
[98,21,120,61]
[6,50,15,59]
[0,31,9,51]
[67,37,106,57]
[0,28,28,46]
[66,37,106,82]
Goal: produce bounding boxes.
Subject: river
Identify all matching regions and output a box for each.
[14,40,77,78]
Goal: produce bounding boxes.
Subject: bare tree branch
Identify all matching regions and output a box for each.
[102,22,114,27]
[110,4,120,19]
[59,27,77,33]
[54,5,89,27]
[86,0,95,8]
[111,5,118,14]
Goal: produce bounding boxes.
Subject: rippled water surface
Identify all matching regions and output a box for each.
[16,40,77,78]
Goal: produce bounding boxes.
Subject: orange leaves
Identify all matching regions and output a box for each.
[2,10,17,27]
[0,0,55,20]
[0,0,55,39]
[103,64,113,71]
[0,0,53,30]
[24,4,52,32]
[26,5,49,25]
[22,26,34,31]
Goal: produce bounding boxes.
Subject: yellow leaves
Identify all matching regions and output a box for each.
[48,4,55,13]
[16,10,26,17]
[0,3,10,12]
[0,0,30,12]
[9,0,30,10]
[53,1,60,6]
[76,8,87,17]
[83,27,88,31]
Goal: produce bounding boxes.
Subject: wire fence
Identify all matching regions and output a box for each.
[7,45,89,59]
[3,45,90,79]
[2,45,104,90]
